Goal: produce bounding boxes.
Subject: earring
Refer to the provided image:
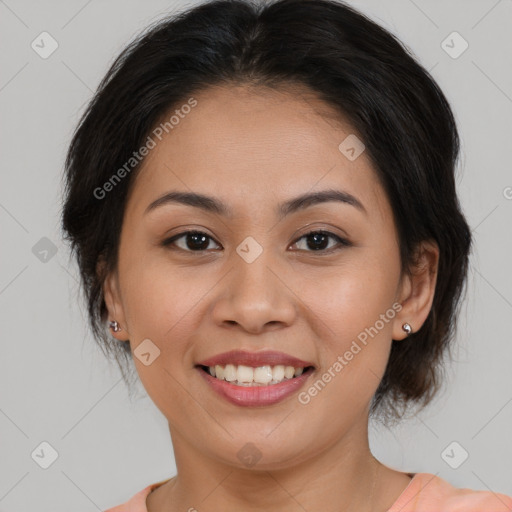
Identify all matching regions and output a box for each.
[402,323,412,336]
[109,320,121,332]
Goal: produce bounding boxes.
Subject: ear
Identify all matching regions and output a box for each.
[392,239,439,340]
[98,258,129,342]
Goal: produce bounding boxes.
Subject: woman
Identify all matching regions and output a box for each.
[61,0,512,510]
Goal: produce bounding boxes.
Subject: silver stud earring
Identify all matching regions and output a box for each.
[402,323,412,336]
[109,320,121,332]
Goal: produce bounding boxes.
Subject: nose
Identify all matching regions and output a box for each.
[211,247,297,334]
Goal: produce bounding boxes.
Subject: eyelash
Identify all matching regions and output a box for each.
[162,229,352,254]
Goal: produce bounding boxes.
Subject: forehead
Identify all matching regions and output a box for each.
[128,84,390,221]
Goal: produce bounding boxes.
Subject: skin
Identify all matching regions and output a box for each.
[103,84,439,512]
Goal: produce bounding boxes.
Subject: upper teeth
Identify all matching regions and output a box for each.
[208,364,306,386]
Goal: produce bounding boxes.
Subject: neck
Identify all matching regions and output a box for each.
[149,416,389,512]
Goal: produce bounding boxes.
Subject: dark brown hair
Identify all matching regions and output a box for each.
[61,0,472,425]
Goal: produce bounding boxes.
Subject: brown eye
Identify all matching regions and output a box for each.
[163,231,221,252]
[162,229,351,254]
[291,230,351,253]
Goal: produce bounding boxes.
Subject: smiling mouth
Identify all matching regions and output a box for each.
[197,364,315,387]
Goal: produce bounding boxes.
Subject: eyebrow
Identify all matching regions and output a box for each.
[144,188,367,218]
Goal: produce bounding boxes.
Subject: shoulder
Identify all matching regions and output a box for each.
[389,472,512,512]
[104,478,172,512]
[103,485,153,512]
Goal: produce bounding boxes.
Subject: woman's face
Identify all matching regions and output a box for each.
[104,84,436,469]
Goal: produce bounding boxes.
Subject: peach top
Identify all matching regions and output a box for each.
[104,472,512,511]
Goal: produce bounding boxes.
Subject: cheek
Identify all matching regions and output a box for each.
[118,251,204,343]
[305,255,399,337]
[301,248,400,391]
[301,266,397,412]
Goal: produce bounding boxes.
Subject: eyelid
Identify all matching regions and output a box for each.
[162,229,222,251]
[289,230,351,251]
[162,227,352,254]
[291,222,351,243]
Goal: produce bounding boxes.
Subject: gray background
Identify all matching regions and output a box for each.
[1,0,511,510]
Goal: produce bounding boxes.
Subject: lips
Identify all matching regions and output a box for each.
[197,365,315,407]
[195,349,316,406]
[196,349,315,368]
